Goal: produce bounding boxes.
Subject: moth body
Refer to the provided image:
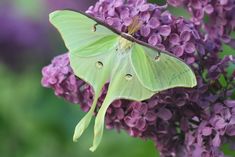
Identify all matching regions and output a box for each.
[118,36,133,52]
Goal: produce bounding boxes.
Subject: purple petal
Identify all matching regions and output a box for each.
[108,8,116,16]
[48,77,57,84]
[140,11,151,22]
[148,33,160,45]
[185,42,196,53]
[140,25,151,37]
[145,111,157,122]
[156,44,165,50]
[139,4,149,12]
[169,33,180,45]
[193,9,204,19]
[230,116,235,125]
[215,117,226,129]
[224,100,235,108]
[131,110,141,119]
[116,109,125,120]
[185,132,195,145]
[191,0,202,9]
[136,119,146,130]
[106,18,122,30]
[202,127,212,136]
[159,25,171,36]
[222,108,232,121]
[160,11,172,24]
[140,103,148,115]
[172,45,184,57]
[112,100,122,108]
[41,78,50,87]
[42,67,50,76]
[124,116,136,127]
[128,128,141,137]
[157,108,172,121]
[106,17,119,26]
[136,0,145,6]
[123,17,133,26]
[180,31,191,42]
[220,0,228,5]
[226,125,235,136]
[204,4,214,14]
[212,133,221,147]
[213,103,225,113]
[148,17,160,29]
[114,0,124,7]
[192,144,203,157]
[186,57,196,64]
[120,7,130,19]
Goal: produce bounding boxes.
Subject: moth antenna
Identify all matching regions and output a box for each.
[128,16,143,35]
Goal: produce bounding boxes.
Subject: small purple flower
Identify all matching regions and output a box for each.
[127,0,150,16]
[169,31,196,57]
[140,12,160,37]
[124,102,157,131]
[190,0,214,19]
[106,7,132,31]
[107,0,124,16]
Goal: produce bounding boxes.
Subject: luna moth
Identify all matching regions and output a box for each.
[49,10,197,152]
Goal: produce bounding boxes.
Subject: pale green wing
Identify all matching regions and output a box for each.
[70,48,115,142]
[49,10,120,143]
[49,10,118,57]
[131,44,197,92]
[70,45,155,152]
[90,52,155,152]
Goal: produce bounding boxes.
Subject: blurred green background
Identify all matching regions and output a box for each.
[0,0,158,157]
[0,0,234,157]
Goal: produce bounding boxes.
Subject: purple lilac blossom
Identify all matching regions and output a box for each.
[167,0,235,48]
[42,0,235,156]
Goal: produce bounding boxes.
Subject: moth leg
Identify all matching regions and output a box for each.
[92,23,99,32]
[155,50,161,61]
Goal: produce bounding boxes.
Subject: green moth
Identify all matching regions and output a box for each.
[49,10,197,152]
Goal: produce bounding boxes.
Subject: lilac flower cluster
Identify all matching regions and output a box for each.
[167,0,235,48]
[41,54,94,112]
[42,0,235,156]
